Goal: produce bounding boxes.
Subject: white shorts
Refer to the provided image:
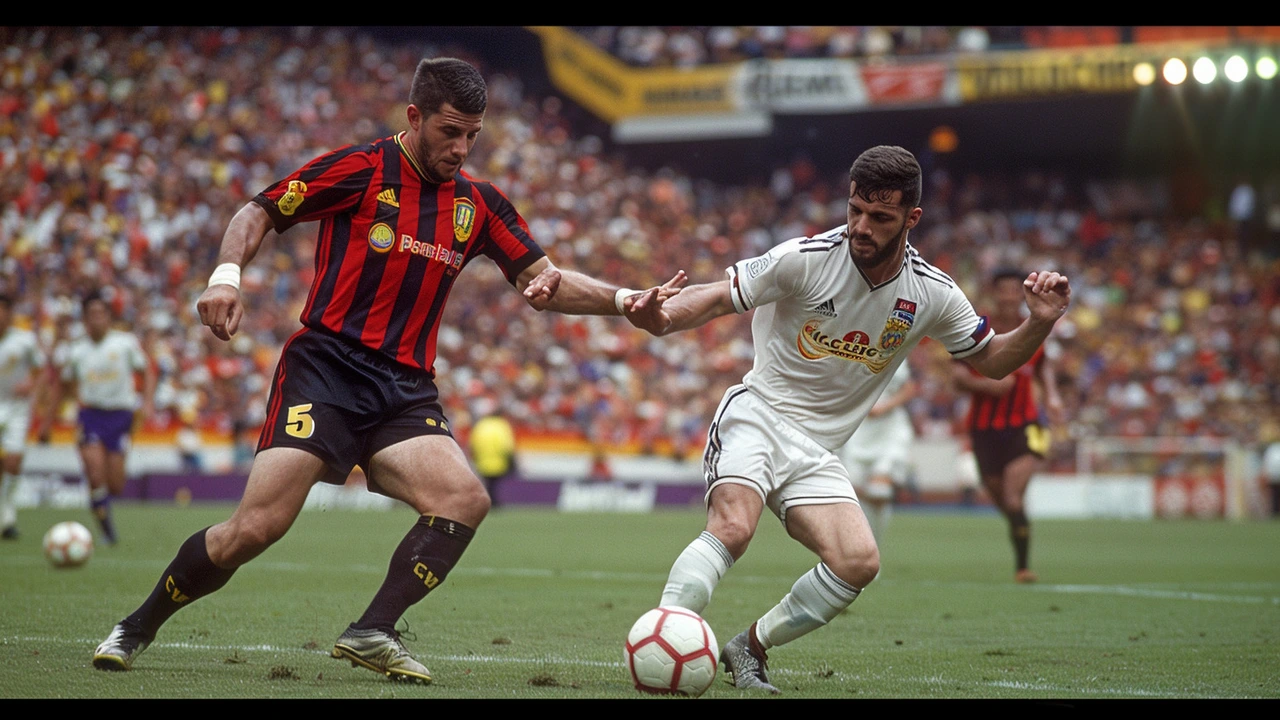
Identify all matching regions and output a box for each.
[0,401,32,455]
[702,385,858,525]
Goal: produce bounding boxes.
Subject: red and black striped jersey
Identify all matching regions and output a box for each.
[252,132,545,375]
[965,344,1045,432]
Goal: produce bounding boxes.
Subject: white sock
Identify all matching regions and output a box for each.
[659,531,734,614]
[755,563,862,650]
[0,472,16,527]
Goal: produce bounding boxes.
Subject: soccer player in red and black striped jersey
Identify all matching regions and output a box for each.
[954,268,1065,584]
[91,57,685,682]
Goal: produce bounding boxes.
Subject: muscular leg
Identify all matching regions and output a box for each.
[126,448,328,637]
[659,483,762,613]
[752,502,876,651]
[343,435,489,634]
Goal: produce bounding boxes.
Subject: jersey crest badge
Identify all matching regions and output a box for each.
[368,223,396,253]
[878,298,917,355]
[453,198,476,243]
[277,180,307,216]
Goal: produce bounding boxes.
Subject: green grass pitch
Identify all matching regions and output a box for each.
[2,503,1278,699]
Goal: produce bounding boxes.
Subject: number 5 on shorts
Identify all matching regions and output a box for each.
[285,403,315,439]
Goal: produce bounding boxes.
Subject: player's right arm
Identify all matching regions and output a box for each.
[196,202,274,342]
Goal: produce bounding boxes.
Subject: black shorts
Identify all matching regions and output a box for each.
[969,423,1049,478]
[257,328,452,484]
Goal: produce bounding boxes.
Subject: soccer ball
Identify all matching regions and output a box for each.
[42,521,94,569]
[624,606,719,697]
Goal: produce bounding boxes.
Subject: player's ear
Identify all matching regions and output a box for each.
[905,206,922,230]
[406,104,423,130]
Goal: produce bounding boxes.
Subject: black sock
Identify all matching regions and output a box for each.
[1009,511,1031,571]
[351,516,476,633]
[122,528,237,638]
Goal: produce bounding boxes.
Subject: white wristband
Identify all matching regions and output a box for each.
[615,287,636,315]
[208,263,241,290]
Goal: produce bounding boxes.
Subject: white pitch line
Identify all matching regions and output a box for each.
[2,635,1260,699]
[6,555,1279,604]
[1031,584,1280,605]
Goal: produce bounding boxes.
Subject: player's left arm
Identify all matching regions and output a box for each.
[515,257,687,334]
[963,271,1070,380]
[131,337,157,421]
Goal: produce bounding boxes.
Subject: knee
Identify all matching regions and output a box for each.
[216,514,286,565]
[705,518,754,560]
[827,545,880,589]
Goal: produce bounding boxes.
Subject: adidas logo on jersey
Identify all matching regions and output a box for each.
[811,298,837,317]
[377,189,400,208]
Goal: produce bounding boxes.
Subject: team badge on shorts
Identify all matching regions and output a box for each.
[453,198,476,243]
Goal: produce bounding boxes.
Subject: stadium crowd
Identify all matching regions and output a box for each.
[3,26,1279,477]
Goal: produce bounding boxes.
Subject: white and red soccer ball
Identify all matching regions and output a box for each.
[624,606,719,697]
[42,521,94,569]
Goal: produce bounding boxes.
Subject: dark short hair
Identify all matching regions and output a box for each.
[409,57,487,116]
[992,268,1026,285]
[848,145,922,209]
[82,290,110,314]
[0,293,12,310]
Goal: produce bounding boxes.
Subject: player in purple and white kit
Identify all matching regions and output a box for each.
[631,146,1071,693]
[41,292,155,545]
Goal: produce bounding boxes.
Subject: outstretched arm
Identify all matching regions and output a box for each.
[631,278,738,336]
[963,271,1070,379]
[196,202,275,341]
[516,257,686,335]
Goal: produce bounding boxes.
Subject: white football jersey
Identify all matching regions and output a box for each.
[0,327,44,401]
[60,330,148,410]
[726,225,993,450]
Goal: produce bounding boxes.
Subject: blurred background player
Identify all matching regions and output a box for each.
[952,268,1065,583]
[40,291,156,546]
[468,400,517,509]
[835,360,919,545]
[0,293,47,540]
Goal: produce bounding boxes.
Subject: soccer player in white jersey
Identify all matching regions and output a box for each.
[835,360,918,545]
[41,292,155,545]
[0,294,47,540]
[628,146,1071,693]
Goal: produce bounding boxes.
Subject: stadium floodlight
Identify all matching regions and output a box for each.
[1224,55,1249,83]
[1258,56,1278,80]
[1163,58,1188,85]
[1192,57,1217,84]
[1133,62,1156,86]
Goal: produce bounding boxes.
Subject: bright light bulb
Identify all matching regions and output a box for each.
[1163,58,1187,85]
[1224,55,1248,82]
[1134,62,1156,86]
[1257,57,1278,80]
[1193,57,1217,84]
